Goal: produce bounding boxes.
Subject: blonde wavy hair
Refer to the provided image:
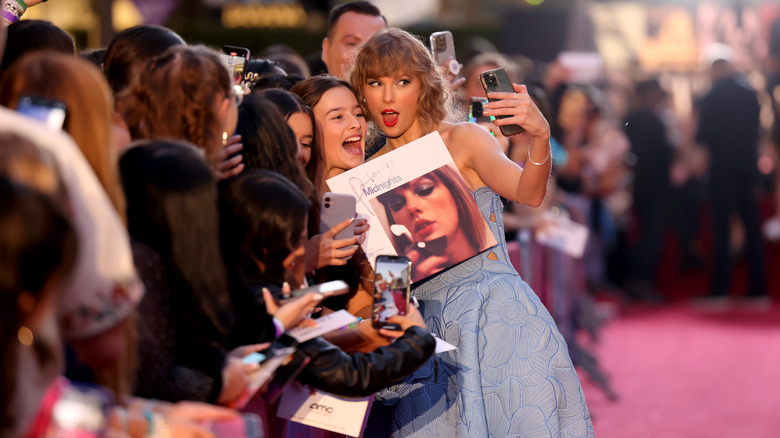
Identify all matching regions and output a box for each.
[350,28,453,133]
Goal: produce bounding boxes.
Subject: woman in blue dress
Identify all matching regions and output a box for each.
[351,28,594,437]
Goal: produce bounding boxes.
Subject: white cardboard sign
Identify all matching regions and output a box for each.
[326,132,496,283]
[277,383,372,437]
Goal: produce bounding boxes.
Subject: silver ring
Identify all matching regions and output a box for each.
[514,92,517,99]
[513,100,517,108]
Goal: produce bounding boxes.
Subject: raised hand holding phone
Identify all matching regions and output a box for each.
[220,45,250,85]
[430,31,465,91]
[479,68,526,136]
[482,82,551,141]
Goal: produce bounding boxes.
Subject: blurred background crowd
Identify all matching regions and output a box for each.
[2,0,780,437]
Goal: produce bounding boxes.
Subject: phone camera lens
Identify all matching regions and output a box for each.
[324,197,331,202]
[324,203,331,208]
[487,75,497,88]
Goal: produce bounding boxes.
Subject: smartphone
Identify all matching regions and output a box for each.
[319,192,356,241]
[207,413,263,438]
[430,31,460,76]
[468,97,494,124]
[16,96,67,131]
[48,381,114,437]
[221,45,250,85]
[479,68,525,136]
[289,280,349,299]
[372,255,412,330]
[277,280,350,303]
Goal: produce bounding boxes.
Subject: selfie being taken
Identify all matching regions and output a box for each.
[2,1,780,438]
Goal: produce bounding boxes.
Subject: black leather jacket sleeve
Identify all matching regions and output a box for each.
[293,326,435,398]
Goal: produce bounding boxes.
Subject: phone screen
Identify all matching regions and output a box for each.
[16,96,66,131]
[468,97,494,125]
[221,46,249,84]
[372,255,412,329]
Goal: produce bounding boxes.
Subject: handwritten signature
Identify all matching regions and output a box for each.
[348,160,393,215]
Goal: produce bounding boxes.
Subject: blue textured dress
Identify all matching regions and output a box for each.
[372,187,594,438]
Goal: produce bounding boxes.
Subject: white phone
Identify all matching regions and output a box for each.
[319,192,356,241]
[430,31,460,76]
[290,280,349,299]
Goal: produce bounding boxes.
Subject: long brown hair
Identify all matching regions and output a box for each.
[290,76,356,186]
[0,53,126,220]
[120,45,232,157]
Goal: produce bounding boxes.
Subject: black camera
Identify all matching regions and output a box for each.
[485,73,498,88]
[434,35,446,51]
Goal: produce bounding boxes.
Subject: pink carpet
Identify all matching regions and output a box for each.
[579,304,780,438]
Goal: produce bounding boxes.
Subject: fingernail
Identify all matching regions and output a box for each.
[312,293,324,301]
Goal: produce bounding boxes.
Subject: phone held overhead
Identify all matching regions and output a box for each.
[220,45,250,85]
[430,31,460,77]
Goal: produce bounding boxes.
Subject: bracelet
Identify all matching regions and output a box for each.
[2,0,26,16]
[527,147,551,166]
[1,9,18,25]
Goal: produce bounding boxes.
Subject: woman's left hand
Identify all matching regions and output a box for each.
[262,287,323,331]
[483,84,550,138]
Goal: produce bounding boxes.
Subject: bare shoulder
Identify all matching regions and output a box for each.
[438,122,496,153]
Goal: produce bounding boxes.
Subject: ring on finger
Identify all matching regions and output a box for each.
[513,100,517,108]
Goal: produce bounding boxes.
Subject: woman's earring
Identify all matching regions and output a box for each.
[18,326,33,346]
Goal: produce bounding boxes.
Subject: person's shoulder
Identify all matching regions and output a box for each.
[439,121,493,146]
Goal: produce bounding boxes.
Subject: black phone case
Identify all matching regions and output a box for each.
[479,68,525,136]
